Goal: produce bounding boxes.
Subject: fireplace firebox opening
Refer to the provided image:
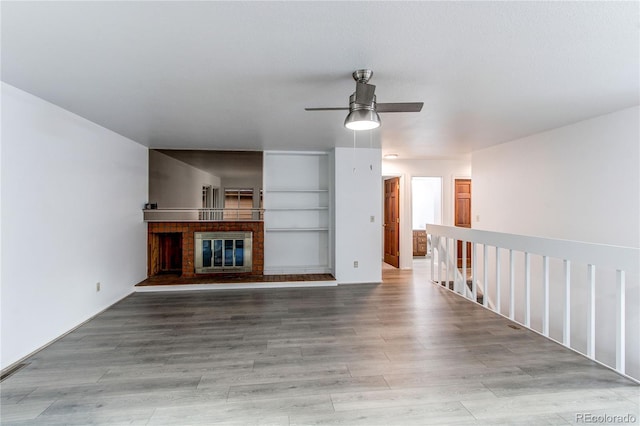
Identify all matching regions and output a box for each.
[194,232,253,273]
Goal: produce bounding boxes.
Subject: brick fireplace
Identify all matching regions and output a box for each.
[147,222,264,278]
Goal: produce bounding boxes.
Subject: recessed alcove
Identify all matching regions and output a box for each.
[155,233,182,274]
[147,222,264,278]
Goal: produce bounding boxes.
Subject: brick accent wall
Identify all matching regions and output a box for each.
[147,222,264,277]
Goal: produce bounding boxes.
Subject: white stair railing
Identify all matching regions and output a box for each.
[427,224,639,382]
[432,236,477,301]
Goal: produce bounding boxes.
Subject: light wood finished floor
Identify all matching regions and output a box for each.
[2,260,638,425]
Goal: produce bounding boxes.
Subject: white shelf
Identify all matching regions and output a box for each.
[264,151,329,157]
[266,189,328,193]
[266,228,329,232]
[267,207,328,211]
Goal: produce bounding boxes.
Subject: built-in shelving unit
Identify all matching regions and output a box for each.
[263,151,332,274]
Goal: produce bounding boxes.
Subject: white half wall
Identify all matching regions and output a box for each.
[472,106,639,247]
[334,147,382,284]
[382,157,471,269]
[1,83,148,369]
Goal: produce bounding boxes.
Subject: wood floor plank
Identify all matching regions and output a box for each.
[198,364,351,388]
[227,375,389,401]
[460,388,633,419]
[290,400,476,425]
[0,400,55,422]
[149,394,332,425]
[330,383,497,411]
[481,370,637,398]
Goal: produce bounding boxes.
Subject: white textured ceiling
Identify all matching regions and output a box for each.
[2,1,638,159]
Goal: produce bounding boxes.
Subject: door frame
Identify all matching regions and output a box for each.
[453,176,472,268]
[411,176,444,227]
[411,176,444,256]
[382,174,403,268]
[383,176,401,268]
[451,175,472,225]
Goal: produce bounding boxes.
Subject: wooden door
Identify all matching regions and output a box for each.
[384,177,400,268]
[455,179,472,268]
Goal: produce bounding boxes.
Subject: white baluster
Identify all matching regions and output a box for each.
[444,237,450,288]
[496,247,501,314]
[587,264,595,359]
[524,252,531,327]
[436,236,442,285]
[453,239,459,293]
[483,244,489,308]
[462,241,468,299]
[616,270,625,374]
[542,255,549,336]
[446,238,452,289]
[430,234,435,283]
[472,243,478,303]
[509,249,515,320]
[563,259,571,346]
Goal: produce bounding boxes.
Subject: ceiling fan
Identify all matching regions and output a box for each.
[305,69,424,130]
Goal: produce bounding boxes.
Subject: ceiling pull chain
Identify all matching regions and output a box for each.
[370,130,373,171]
[353,130,357,173]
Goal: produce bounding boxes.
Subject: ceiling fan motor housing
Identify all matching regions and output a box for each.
[349,93,376,111]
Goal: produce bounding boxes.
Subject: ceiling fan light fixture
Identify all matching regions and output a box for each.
[344,109,381,131]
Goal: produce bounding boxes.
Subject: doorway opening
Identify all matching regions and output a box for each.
[202,185,213,208]
[411,177,442,258]
[455,178,472,268]
[224,188,255,220]
[383,177,400,268]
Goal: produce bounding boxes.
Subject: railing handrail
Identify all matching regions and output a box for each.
[143,207,264,222]
[143,208,263,212]
[427,224,639,276]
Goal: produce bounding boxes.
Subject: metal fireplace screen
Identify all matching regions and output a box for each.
[194,232,252,273]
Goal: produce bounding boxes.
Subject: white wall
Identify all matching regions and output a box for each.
[471,106,640,379]
[472,106,639,247]
[334,147,382,284]
[1,83,148,369]
[149,150,220,208]
[382,157,471,269]
[154,150,262,209]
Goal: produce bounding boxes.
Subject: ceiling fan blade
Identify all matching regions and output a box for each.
[377,102,424,113]
[305,107,349,111]
[355,82,376,104]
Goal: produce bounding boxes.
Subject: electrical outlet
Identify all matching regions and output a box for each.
[353,261,359,268]
[96,282,101,292]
